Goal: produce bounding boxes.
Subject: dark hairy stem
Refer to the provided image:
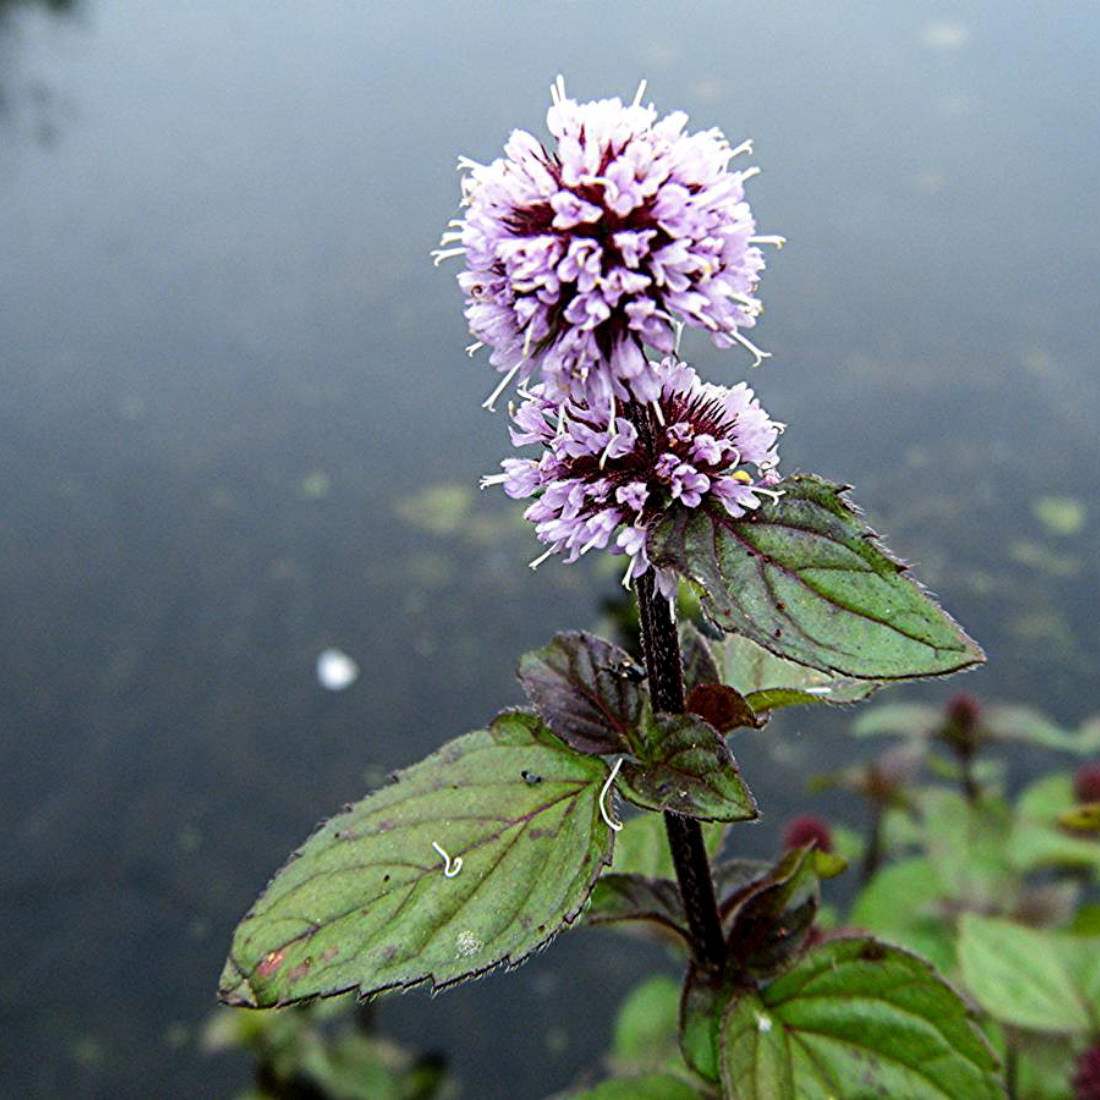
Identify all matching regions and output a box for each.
[634,568,727,973]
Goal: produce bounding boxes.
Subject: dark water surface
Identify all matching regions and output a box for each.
[1,2,1098,1096]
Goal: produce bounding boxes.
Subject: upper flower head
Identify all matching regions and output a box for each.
[481,355,782,591]
[436,76,784,412]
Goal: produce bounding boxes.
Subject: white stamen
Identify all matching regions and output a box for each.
[749,235,787,249]
[431,247,465,266]
[731,292,762,314]
[730,139,754,159]
[632,79,648,108]
[438,230,464,245]
[668,596,677,622]
[523,325,535,359]
[478,472,509,490]
[673,320,685,354]
[651,399,666,426]
[738,166,762,183]
[431,841,463,878]
[482,361,524,411]
[730,330,771,368]
[599,758,624,832]
[528,547,555,571]
[456,155,484,172]
[551,74,566,106]
[556,404,568,434]
[755,487,785,504]
[621,557,636,590]
[465,341,484,357]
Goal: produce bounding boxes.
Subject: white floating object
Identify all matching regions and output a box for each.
[316,648,359,691]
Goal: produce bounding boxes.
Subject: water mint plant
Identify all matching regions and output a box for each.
[219,80,1011,1098]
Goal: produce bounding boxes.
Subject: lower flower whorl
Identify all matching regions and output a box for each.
[482,356,782,591]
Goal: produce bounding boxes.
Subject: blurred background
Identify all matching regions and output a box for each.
[1,1,1097,1096]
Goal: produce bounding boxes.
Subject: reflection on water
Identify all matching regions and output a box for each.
[0,0,77,145]
[0,1,1097,1096]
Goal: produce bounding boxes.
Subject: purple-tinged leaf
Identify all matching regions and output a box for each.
[619,714,758,822]
[518,631,645,755]
[649,475,985,681]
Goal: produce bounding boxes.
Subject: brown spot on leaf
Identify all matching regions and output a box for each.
[256,950,285,978]
[288,958,312,983]
[321,946,339,963]
[859,941,887,963]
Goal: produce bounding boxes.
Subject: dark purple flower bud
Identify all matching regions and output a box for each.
[1074,762,1100,805]
[782,815,833,853]
[1072,1044,1100,1100]
[946,692,982,730]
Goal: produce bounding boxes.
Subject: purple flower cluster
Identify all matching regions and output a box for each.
[436,77,783,412]
[481,356,782,590]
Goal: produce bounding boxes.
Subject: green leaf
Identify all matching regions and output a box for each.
[713,632,881,712]
[609,813,725,879]
[649,476,984,680]
[1059,802,1100,833]
[719,938,1003,1099]
[852,702,940,738]
[517,631,645,755]
[565,1075,702,1100]
[958,914,1100,1034]
[983,704,1100,754]
[680,965,734,1084]
[218,714,614,1007]
[619,713,758,822]
[920,788,1018,909]
[848,858,955,973]
[1010,774,1100,875]
[611,975,683,1070]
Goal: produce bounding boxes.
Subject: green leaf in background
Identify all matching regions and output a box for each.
[958,914,1100,1035]
[649,475,984,680]
[848,857,956,974]
[564,1075,702,1100]
[609,813,726,879]
[619,714,758,822]
[853,702,940,738]
[1059,802,1100,833]
[713,632,881,712]
[610,975,683,1073]
[920,788,1018,910]
[218,714,613,1007]
[1011,773,1100,875]
[719,938,1003,1099]
[517,631,646,755]
[982,704,1100,754]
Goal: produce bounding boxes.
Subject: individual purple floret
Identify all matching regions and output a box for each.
[435,76,784,413]
[480,356,782,592]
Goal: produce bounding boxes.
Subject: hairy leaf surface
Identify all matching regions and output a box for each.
[719,938,1002,1099]
[619,714,758,822]
[219,714,613,1007]
[649,476,984,680]
[517,631,646,754]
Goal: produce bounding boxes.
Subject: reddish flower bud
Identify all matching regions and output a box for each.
[1074,762,1100,805]
[1072,1043,1100,1100]
[946,692,981,732]
[782,815,833,853]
